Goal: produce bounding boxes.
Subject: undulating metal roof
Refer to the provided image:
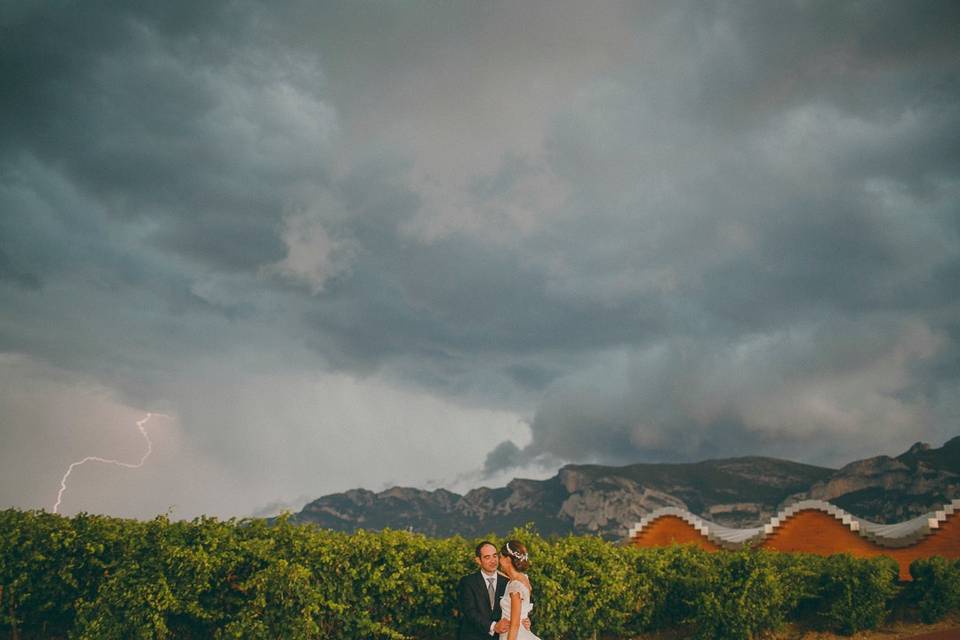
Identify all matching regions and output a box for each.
[627,499,960,550]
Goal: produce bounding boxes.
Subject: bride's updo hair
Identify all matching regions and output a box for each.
[500,540,529,571]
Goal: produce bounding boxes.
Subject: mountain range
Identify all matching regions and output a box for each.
[293,437,960,539]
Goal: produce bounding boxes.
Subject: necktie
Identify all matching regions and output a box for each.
[487,577,495,610]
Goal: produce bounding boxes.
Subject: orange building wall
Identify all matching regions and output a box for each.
[630,510,960,581]
[631,515,720,552]
[761,511,884,555]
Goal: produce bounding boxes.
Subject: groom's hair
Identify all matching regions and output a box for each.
[475,540,496,557]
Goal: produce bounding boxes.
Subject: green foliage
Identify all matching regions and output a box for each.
[909,556,960,623]
[74,564,178,639]
[527,531,651,639]
[812,553,899,635]
[691,549,790,640]
[0,509,928,639]
[645,544,715,629]
[215,559,343,640]
[630,545,820,640]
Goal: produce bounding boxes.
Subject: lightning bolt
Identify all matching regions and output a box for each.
[52,412,172,514]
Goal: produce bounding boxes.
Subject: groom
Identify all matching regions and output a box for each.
[457,541,529,639]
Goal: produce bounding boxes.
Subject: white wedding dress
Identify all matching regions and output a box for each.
[499,578,541,640]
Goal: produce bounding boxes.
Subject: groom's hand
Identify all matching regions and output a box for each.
[494,618,530,633]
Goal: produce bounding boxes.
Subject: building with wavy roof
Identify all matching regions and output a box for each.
[627,499,960,580]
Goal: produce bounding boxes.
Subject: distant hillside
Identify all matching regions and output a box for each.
[294,437,960,539]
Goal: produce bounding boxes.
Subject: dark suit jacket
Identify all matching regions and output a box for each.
[457,572,507,640]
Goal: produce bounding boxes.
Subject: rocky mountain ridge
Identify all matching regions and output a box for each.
[790,437,960,523]
[294,437,960,539]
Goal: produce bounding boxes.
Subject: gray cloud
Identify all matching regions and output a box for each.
[521,319,953,469]
[1,1,958,516]
[483,440,523,475]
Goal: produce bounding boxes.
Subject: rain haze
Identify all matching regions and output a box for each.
[1,1,959,520]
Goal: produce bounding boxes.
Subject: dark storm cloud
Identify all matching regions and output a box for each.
[0,1,342,396]
[0,244,40,290]
[512,318,947,468]
[1,1,332,275]
[1,0,959,514]
[483,440,523,475]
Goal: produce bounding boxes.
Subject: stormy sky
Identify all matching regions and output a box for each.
[2,1,959,520]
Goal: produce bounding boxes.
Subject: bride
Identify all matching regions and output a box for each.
[498,540,541,640]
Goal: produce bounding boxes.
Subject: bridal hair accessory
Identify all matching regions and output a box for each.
[505,542,528,563]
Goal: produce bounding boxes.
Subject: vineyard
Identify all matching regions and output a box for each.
[2,509,960,639]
